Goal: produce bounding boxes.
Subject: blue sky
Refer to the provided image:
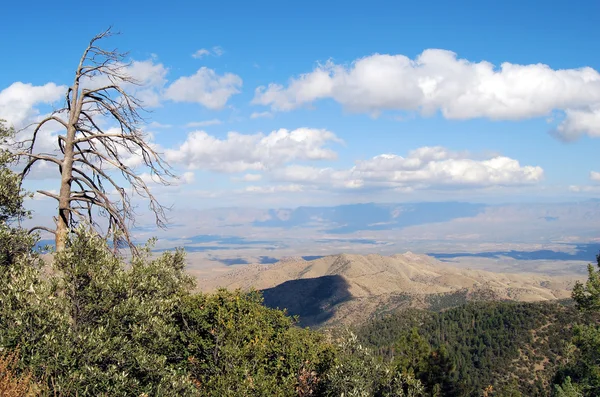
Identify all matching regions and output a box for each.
[2,0,600,213]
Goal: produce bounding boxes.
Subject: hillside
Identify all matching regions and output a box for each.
[356,301,581,396]
[197,252,579,327]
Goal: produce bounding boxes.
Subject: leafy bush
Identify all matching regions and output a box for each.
[321,331,425,397]
[0,229,198,396]
[178,289,334,396]
[1,227,339,396]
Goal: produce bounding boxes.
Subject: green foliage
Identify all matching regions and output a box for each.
[357,302,578,396]
[1,228,198,396]
[554,254,600,396]
[392,327,431,377]
[553,377,582,397]
[178,289,334,396]
[1,219,336,395]
[0,121,29,223]
[0,120,35,269]
[0,193,339,397]
[572,255,600,313]
[321,331,425,397]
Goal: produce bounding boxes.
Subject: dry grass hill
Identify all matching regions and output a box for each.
[196,252,580,327]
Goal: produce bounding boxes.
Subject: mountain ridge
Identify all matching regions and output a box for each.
[197,252,580,327]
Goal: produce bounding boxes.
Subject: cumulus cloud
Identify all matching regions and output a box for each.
[591,171,600,182]
[212,46,225,57]
[4,56,239,121]
[165,127,342,172]
[125,60,169,107]
[79,57,240,110]
[0,82,66,127]
[252,49,600,139]
[271,146,543,190]
[555,106,600,140]
[165,67,242,109]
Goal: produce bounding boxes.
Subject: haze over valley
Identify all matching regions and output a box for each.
[127,200,600,280]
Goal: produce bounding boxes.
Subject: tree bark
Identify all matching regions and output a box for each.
[56,71,80,251]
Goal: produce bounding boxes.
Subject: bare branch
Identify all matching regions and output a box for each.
[19,27,173,254]
[28,226,56,235]
[18,115,68,153]
[36,190,60,200]
[17,152,63,178]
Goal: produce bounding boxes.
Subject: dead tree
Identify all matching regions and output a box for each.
[17,28,174,253]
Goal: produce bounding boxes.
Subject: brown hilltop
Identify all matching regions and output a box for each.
[197,252,579,327]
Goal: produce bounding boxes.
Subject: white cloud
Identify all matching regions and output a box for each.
[569,185,600,193]
[212,46,224,57]
[555,106,600,140]
[185,119,222,128]
[0,82,66,127]
[165,67,242,109]
[243,184,304,194]
[192,46,224,59]
[250,111,273,119]
[271,146,544,190]
[253,49,600,138]
[3,59,237,135]
[166,127,342,172]
[192,49,211,59]
[80,59,168,108]
[180,171,195,185]
[591,171,600,182]
[148,121,173,129]
[139,172,163,185]
[125,60,169,107]
[139,171,194,187]
[241,173,262,182]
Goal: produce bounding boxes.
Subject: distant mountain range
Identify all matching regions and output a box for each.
[142,199,600,272]
[252,202,487,233]
[36,200,600,272]
[197,253,579,327]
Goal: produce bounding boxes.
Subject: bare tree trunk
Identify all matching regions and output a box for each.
[19,28,174,254]
[56,127,74,252]
[55,72,80,251]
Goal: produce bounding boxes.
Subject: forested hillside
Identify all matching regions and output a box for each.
[356,302,580,396]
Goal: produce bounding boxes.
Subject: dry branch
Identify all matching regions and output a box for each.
[18,27,174,254]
